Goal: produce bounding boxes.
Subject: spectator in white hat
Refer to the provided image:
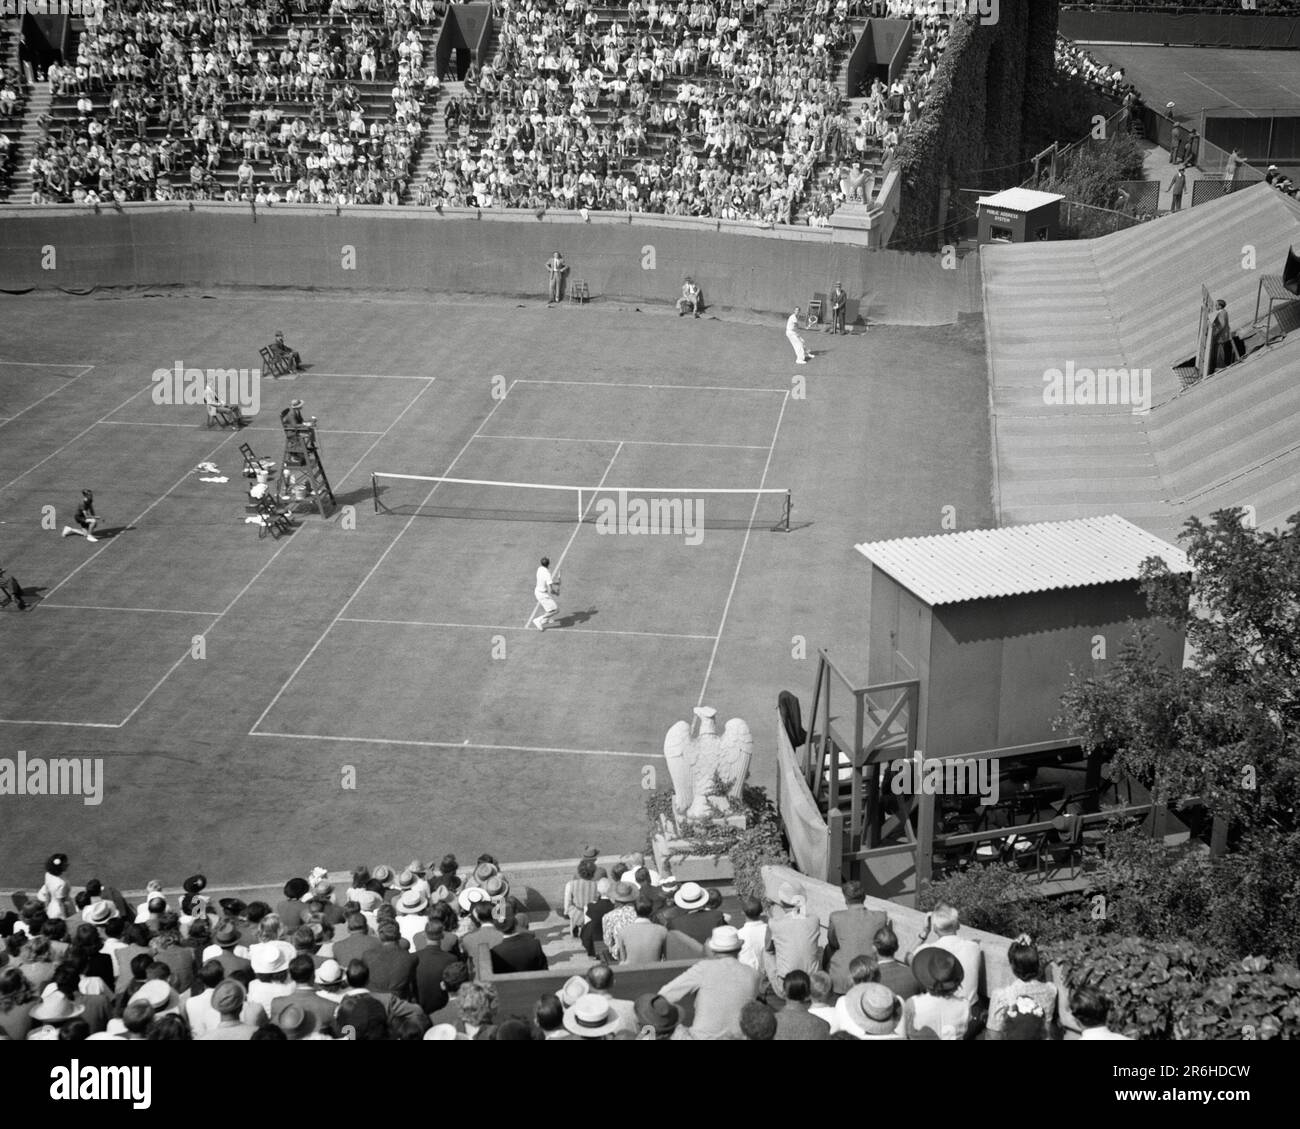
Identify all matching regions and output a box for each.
[659,924,761,1040]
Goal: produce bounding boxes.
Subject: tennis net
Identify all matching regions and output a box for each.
[371,473,792,532]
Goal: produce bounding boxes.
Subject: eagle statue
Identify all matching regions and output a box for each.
[663,706,753,822]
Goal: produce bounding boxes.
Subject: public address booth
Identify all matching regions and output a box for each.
[977,187,1064,245]
[774,515,1192,898]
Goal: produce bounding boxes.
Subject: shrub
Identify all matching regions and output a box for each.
[1046,935,1300,1041]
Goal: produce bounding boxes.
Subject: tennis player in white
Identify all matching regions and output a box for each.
[786,307,814,365]
[533,556,560,630]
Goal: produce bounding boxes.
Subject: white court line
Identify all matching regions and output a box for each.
[0,365,95,430]
[0,382,154,496]
[117,377,439,730]
[301,371,432,381]
[515,379,787,394]
[697,391,792,707]
[99,421,385,435]
[477,433,768,450]
[338,616,716,642]
[40,604,221,616]
[249,379,515,736]
[523,442,622,629]
[249,730,662,760]
[0,360,98,368]
[40,429,244,603]
[0,718,121,729]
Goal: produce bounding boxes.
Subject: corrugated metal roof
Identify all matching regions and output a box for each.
[978,187,1065,212]
[854,514,1191,606]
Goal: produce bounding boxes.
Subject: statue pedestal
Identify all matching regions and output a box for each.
[651,813,747,883]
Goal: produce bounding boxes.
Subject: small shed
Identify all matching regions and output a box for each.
[977,187,1064,245]
[854,514,1190,760]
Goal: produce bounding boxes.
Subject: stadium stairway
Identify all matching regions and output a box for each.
[0,17,31,201]
[401,79,462,203]
[3,82,46,203]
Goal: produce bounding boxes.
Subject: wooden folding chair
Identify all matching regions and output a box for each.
[254,494,294,540]
[259,345,292,377]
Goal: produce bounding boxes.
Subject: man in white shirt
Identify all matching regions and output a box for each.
[786,307,813,364]
[532,556,560,631]
[909,904,982,1007]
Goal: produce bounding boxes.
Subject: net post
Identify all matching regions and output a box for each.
[372,472,379,513]
[577,488,584,524]
[781,490,792,532]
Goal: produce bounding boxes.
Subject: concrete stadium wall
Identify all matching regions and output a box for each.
[0,204,978,323]
[1059,9,1300,48]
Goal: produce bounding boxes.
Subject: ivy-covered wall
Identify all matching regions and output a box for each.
[891,0,1059,250]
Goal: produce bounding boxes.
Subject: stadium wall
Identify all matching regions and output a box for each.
[0,205,979,322]
[1058,9,1300,48]
[891,0,1059,249]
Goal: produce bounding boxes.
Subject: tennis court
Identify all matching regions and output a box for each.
[0,291,992,886]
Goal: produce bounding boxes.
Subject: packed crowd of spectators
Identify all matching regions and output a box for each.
[22,0,438,206]
[412,0,972,225]
[0,65,22,194]
[0,851,1136,1041]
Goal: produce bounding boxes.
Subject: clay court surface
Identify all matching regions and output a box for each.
[0,290,990,887]
[1085,45,1300,117]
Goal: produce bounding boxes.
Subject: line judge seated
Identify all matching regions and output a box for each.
[267,330,302,372]
[676,277,703,318]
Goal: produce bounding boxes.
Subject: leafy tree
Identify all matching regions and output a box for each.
[1056,509,1300,957]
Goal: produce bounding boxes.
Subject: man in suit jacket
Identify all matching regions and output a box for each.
[361,920,417,1000]
[774,971,831,1040]
[414,922,459,1014]
[613,897,668,964]
[489,906,548,974]
[268,956,337,1033]
[331,913,382,968]
[579,879,615,957]
[665,882,725,945]
[910,904,982,1007]
[461,902,505,978]
[660,926,761,1040]
[874,924,921,999]
[824,881,889,994]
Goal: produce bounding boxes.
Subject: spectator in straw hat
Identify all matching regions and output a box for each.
[44,963,111,1034]
[26,990,86,1040]
[837,983,904,1040]
[394,887,430,945]
[763,880,821,1000]
[665,881,723,945]
[660,924,761,1040]
[248,942,293,1011]
[562,995,623,1040]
